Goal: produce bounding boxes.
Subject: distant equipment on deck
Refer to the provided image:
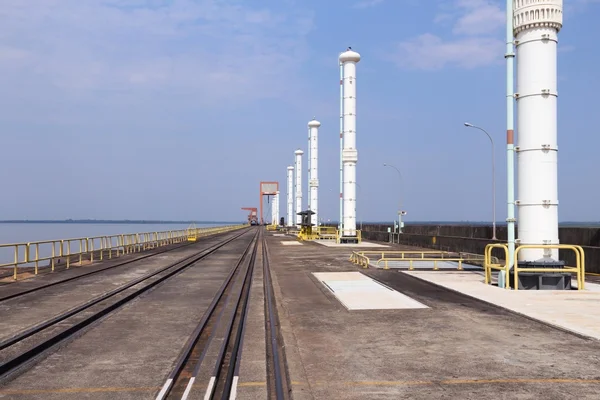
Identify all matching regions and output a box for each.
[241,207,258,225]
[297,210,317,241]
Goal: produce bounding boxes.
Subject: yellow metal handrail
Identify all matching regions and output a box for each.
[0,224,246,281]
[513,245,585,291]
[484,243,509,289]
[351,250,498,271]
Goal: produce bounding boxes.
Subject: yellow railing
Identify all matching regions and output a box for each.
[514,245,585,291]
[484,243,509,289]
[351,250,498,270]
[0,224,246,281]
[336,230,362,244]
[484,243,585,290]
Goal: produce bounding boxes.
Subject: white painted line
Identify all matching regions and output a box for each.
[281,241,303,245]
[203,376,216,400]
[229,376,239,399]
[155,378,173,400]
[181,377,195,400]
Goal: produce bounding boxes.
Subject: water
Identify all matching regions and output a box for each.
[0,223,228,266]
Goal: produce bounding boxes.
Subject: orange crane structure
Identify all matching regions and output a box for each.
[241,207,258,225]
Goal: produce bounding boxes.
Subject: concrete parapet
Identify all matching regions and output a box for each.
[357,224,600,274]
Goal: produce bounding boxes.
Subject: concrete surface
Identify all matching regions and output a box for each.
[267,237,600,399]
[314,241,388,248]
[0,230,255,399]
[404,270,600,341]
[0,231,244,344]
[312,272,429,310]
[235,242,268,399]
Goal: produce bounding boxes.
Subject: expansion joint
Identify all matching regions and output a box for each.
[514,145,558,153]
[515,200,559,207]
[514,36,558,46]
[514,90,557,100]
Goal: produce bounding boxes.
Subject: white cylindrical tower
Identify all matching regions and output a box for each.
[273,191,280,225]
[514,0,562,261]
[308,118,321,227]
[339,48,360,239]
[287,166,294,227]
[294,149,304,227]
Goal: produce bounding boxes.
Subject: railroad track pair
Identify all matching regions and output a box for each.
[0,229,250,383]
[0,227,289,399]
[157,228,289,400]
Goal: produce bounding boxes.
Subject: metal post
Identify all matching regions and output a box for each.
[506,0,516,275]
[464,123,497,240]
[383,163,403,233]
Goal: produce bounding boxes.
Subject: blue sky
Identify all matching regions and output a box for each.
[1,0,599,223]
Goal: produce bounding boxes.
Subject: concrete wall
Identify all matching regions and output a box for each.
[358,224,600,274]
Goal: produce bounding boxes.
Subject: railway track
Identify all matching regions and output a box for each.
[0,228,249,302]
[157,228,289,400]
[0,228,253,384]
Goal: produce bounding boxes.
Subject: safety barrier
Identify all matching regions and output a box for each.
[336,230,362,244]
[0,224,246,281]
[350,250,498,270]
[484,243,510,289]
[483,243,586,290]
[514,245,585,291]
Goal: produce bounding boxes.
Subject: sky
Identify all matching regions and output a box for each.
[1,0,599,223]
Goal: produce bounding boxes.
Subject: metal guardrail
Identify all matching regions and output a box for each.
[484,244,509,288]
[484,243,585,290]
[336,230,362,244]
[0,224,246,280]
[350,250,499,270]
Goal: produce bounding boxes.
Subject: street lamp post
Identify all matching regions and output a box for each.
[383,163,403,235]
[464,122,497,240]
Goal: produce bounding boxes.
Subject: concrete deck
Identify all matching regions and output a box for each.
[0,230,255,399]
[267,236,600,399]
[404,270,600,341]
[0,231,242,344]
[2,230,600,399]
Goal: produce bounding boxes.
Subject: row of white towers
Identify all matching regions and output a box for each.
[281,48,360,237]
[285,118,321,228]
[275,1,562,256]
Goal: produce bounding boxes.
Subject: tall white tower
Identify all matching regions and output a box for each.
[294,149,304,227]
[271,191,279,225]
[339,48,360,240]
[286,166,294,227]
[514,0,562,261]
[308,118,321,227]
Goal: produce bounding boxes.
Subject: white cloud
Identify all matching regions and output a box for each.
[352,0,384,9]
[450,0,504,35]
[390,33,502,70]
[390,0,504,70]
[0,0,314,109]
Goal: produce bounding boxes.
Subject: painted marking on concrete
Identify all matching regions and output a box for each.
[229,376,239,399]
[203,376,216,400]
[312,271,429,310]
[181,377,195,400]
[314,241,388,248]
[273,234,286,237]
[4,378,599,395]
[281,241,303,245]
[155,379,172,400]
